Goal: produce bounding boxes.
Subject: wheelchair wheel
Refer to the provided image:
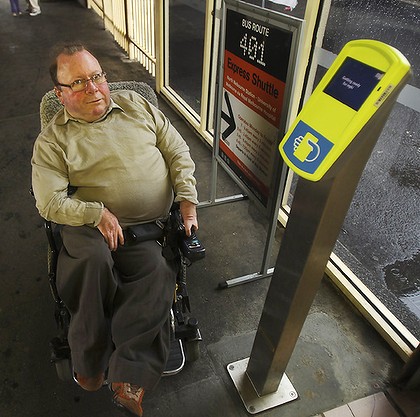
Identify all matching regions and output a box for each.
[55,358,73,382]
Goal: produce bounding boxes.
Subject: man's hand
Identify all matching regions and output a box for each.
[179,200,198,237]
[97,207,124,251]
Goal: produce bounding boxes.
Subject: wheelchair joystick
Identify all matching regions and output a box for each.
[180,227,206,262]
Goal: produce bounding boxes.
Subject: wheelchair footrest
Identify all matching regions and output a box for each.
[163,339,185,376]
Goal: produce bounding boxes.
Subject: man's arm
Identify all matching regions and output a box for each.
[31,138,104,227]
[179,200,198,236]
[33,153,121,250]
[149,105,199,233]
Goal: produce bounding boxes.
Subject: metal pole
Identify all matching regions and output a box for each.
[246,95,401,395]
[228,79,409,412]
[220,160,288,288]
[200,1,247,208]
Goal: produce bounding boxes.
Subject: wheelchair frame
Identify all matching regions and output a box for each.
[45,211,203,381]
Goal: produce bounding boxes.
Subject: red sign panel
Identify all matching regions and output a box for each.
[219,8,293,207]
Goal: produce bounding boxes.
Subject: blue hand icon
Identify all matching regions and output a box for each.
[293,133,321,163]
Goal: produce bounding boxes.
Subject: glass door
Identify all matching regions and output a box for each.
[166,0,206,115]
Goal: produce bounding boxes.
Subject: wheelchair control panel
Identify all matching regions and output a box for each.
[180,228,205,262]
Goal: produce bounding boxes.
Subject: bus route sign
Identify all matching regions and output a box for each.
[218,2,301,210]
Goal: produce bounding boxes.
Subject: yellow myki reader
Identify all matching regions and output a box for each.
[279,39,411,181]
[229,40,411,414]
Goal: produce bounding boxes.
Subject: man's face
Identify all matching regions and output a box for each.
[55,50,111,122]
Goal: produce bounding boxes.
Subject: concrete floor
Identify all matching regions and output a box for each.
[0,1,418,417]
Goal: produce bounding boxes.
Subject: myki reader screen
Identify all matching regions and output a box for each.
[324,57,384,111]
[279,39,410,181]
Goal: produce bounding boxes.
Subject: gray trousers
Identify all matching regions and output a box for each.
[56,225,176,390]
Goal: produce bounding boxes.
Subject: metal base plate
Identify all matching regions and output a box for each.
[227,358,298,414]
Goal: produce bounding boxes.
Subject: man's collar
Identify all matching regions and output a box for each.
[55,98,123,125]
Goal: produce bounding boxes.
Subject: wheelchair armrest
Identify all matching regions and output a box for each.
[44,220,62,255]
[167,205,206,263]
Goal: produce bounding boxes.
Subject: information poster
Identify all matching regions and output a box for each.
[218,5,295,208]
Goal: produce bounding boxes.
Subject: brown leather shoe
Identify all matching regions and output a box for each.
[75,372,105,391]
[111,382,144,416]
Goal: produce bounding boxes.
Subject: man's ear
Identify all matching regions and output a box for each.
[54,86,64,104]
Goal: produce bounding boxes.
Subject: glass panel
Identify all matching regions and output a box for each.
[290,0,420,340]
[168,0,206,114]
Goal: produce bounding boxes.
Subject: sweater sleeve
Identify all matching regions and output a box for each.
[31,136,104,226]
[146,103,199,205]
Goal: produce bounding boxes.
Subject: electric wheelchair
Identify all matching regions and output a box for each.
[37,81,205,382]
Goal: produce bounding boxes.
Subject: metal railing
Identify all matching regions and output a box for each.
[88,0,156,76]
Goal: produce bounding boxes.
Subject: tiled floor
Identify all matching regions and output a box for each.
[315,389,420,417]
[323,393,401,417]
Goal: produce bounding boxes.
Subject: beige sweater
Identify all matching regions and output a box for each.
[32,90,198,228]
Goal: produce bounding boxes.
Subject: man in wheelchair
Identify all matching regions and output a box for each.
[31,43,199,417]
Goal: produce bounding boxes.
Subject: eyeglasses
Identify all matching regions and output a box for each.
[57,72,107,92]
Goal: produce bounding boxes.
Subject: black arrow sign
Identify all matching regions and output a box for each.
[221,91,236,140]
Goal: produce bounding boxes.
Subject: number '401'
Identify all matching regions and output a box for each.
[239,33,266,66]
